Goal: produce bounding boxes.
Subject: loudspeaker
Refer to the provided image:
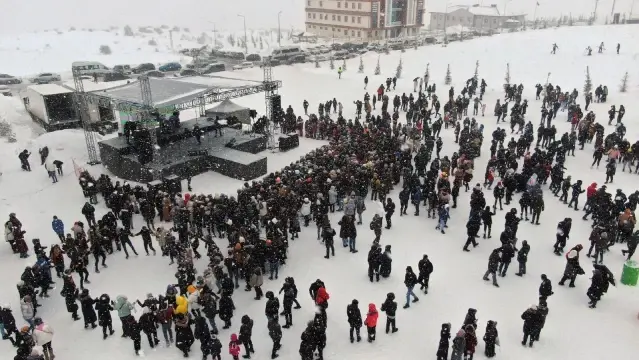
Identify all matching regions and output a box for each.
[134,129,154,164]
[163,174,182,194]
[278,133,299,151]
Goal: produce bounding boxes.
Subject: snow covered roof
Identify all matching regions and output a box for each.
[27,84,73,96]
[97,78,210,107]
[208,99,249,113]
[431,5,501,16]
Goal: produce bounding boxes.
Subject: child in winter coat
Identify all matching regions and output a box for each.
[229,333,241,360]
[464,324,478,360]
[451,329,466,360]
[483,320,499,358]
[364,303,378,342]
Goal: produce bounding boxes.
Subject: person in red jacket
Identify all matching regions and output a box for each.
[585,182,597,210]
[364,303,379,343]
[315,285,330,324]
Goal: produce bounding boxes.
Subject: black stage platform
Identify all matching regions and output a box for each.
[99,118,267,183]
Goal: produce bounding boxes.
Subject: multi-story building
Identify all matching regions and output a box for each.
[428,4,526,31]
[305,0,426,41]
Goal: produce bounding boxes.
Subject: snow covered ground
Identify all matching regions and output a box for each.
[1,24,639,360]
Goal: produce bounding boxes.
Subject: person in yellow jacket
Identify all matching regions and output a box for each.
[175,294,189,315]
[338,67,343,79]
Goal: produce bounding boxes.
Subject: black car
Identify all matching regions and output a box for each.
[104,72,131,82]
[132,63,156,74]
[179,69,199,77]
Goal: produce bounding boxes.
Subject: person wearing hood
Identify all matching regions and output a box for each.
[229,333,241,360]
[175,313,195,357]
[78,289,97,329]
[238,315,255,358]
[1,304,18,345]
[483,320,499,358]
[515,240,530,276]
[464,324,478,360]
[379,245,392,278]
[322,225,336,259]
[218,294,235,329]
[128,317,143,356]
[114,295,134,337]
[267,317,282,359]
[436,323,451,360]
[364,303,378,342]
[346,299,362,343]
[403,266,420,309]
[370,213,383,243]
[328,186,338,213]
[521,305,540,347]
[587,269,605,308]
[301,198,312,227]
[538,274,554,303]
[139,307,160,348]
[32,317,54,360]
[265,291,280,323]
[450,328,466,360]
[483,249,501,287]
[622,230,639,260]
[559,244,585,287]
[95,294,115,339]
[249,267,264,300]
[553,218,572,255]
[380,292,398,334]
[20,295,35,329]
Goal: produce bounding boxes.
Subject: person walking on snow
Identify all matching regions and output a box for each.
[338,67,343,79]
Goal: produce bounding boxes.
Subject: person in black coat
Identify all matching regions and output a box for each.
[521,305,541,347]
[498,243,515,277]
[399,187,410,216]
[0,305,18,345]
[279,279,295,328]
[379,245,392,278]
[483,320,499,358]
[311,314,327,360]
[403,266,420,308]
[322,225,336,259]
[483,249,501,287]
[139,308,160,348]
[380,292,398,334]
[268,317,282,359]
[94,294,115,339]
[538,274,554,303]
[346,299,362,343]
[134,226,156,256]
[129,317,143,355]
[553,218,572,255]
[238,315,255,357]
[481,206,495,238]
[175,313,194,357]
[218,294,235,329]
[515,240,530,276]
[463,215,481,251]
[78,289,97,329]
[208,334,223,360]
[587,269,605,308]
[462,308,478,329]
[436,323,451,360]
[265,292,280,323]
[367,245,382,282]
[567,180,585,210]
[384,198,396,229]
[417,254,434,294]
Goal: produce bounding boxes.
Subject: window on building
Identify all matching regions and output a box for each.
[352,16,355,23]
[345,2,348,8]
[332,15,336,20]
[332,28,335,31]
[338,15,341,21]
[352,3,355,9]
[358,17,361,24]
[358,3,362,10]
[338,28,341,32]
[307,0,311,6]
[375,31,378,36]
[357,31,361,37]
[337,2,341,8]
[308,12,311,18]
[352,30,355,36]
[319,1,323,7]
[312,13,316,19]
[345,16,348,22]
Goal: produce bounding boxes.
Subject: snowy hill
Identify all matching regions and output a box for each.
[1,24,639,360]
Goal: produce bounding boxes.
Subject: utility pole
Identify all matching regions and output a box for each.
[238,14,248,54]
[611,0,617,16]
[593,0,599,21]
[213,23,217,48]
[631,0,636,20]
[278,11,282,46]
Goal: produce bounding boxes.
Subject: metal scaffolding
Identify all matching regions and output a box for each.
[71,68,101,165]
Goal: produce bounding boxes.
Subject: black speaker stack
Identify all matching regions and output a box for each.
[133,129,154,165]
[163,174,182,194]
[278,133,299,151]
[271,95,283,123]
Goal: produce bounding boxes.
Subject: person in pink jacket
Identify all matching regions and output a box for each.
[229,333,241,360]
[33,317,55,360]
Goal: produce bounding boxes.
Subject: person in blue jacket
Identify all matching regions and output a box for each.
[51,216,64,241]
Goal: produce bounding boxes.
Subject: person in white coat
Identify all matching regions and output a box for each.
[44,159,58,183]
[328,186,338,213]
[33,317,55,360]
[187,285,201,318]
[301,198,312,227]
[20,295,35,328]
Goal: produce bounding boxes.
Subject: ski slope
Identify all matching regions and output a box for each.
[1,24,638,360]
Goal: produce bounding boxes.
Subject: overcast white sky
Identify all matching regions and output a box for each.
[0,0,635,34]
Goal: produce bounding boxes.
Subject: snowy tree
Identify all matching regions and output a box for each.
[396,57,403,79]
[505,63,511,85]
[620,71,629,92]
[123,25,134,36]
[342,59,347,72]
[358,56,364,73]
[445,64,452,85]
[228,34,236,47]
[99,45,112,55]
[473,60,479,81]
[259,37,264,50]
[315,56,320,68]
[374,56,381,75]
[584,66,592,94]
[330,57,335,70]
[148,39,157,46]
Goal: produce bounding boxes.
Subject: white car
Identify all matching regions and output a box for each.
[31,72,62,84]
[232,62,254,70]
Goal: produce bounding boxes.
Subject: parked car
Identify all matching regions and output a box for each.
[0,73,21,85]
[113,65,132,75]
[232,62,254,70]
[71,61,110,76]
[201,63,226,74]
[333,50,349,60]
[104,72,130,82]
[31,73,62,84]
[145,70,165,78]
[179,69,199,77]
[132,63,156,74]
[159,62,183,72]
[246,54,261,62]
[0,85,12,96]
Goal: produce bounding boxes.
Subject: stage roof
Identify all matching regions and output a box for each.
[93,76,262,108]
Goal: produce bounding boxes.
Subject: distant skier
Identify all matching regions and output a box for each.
[598,42,604,53]
[551,43,559,54]
[616,43,620,54]
[586,46,593,56]
[364,76,368,89]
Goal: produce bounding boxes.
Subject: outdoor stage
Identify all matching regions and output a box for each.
[98,118,268,183]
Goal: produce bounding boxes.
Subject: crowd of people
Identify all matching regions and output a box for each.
[3,52,638,360]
